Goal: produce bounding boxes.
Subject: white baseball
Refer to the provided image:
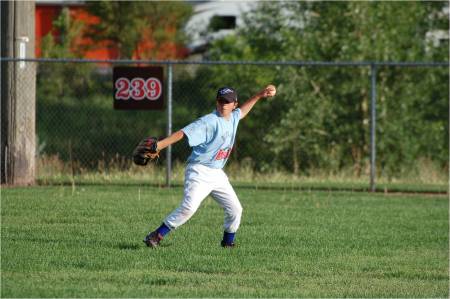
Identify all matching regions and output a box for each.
[266,84,276,96]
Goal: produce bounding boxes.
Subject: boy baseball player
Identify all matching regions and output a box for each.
[143,84,276,248]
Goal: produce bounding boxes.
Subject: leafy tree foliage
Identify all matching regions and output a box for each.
[205,1,449,178]
[84,1,192,59]
[39,8,95,98]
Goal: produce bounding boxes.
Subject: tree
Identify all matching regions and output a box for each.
[39,8,94,98]
[206,1,449,177]
[84,1,192,59]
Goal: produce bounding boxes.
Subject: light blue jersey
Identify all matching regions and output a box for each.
[181,108,241,169]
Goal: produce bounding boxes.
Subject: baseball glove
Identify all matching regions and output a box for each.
[133,136,160,166]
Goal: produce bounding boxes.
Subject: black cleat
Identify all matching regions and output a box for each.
[143,231,163,248]
[221,240,235,248]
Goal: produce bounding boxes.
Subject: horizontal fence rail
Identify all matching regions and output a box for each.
[1,57,449,67]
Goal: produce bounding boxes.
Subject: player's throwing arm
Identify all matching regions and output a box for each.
[239,85,276,119]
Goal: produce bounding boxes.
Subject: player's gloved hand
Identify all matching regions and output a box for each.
[133,136,160,166]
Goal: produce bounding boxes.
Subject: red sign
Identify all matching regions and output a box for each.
[113,66,164,110]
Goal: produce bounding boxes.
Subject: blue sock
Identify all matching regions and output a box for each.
[156,223,171,237]
[223,231,235,244]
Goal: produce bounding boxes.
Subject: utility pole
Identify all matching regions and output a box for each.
[1,1,36,185]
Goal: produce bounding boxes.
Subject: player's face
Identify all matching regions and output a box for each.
[216,100,237,119]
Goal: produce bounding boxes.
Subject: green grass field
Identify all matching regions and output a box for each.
[1,185,448,297]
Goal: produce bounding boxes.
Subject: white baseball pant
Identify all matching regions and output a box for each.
[164,163,243,233]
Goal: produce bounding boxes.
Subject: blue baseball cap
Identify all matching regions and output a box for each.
[217,87,237,103]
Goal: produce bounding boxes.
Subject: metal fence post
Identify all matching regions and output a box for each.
[370,64,377,192]
[166,63,173,187]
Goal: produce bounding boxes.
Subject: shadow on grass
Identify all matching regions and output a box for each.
[118,243,141,251]
[11,235,147,251]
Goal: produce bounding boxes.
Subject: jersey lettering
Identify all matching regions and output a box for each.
[215,148,232,160]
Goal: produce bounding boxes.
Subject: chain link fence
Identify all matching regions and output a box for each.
[2,58,448,191]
